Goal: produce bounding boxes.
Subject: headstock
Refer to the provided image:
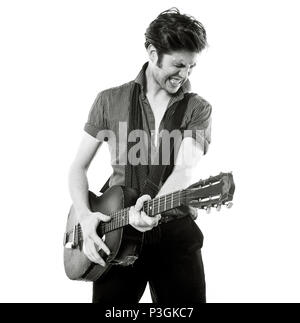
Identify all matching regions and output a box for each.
[185,172,235,212]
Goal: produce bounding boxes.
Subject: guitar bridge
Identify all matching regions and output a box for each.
[63,225,78,249]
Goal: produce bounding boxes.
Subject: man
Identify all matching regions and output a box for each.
[68,8,212,303]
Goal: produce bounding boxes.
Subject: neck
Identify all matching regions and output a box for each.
[145,63,170,99]
[71,188,187,244]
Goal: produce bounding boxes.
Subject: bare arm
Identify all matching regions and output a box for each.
[68,132,111,266]
[156,137,204,197]
[69,132,102,218]
[68,132,159,264]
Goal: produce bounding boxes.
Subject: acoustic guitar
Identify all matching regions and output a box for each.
[63,172,235,281]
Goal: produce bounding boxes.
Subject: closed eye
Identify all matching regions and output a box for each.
[174,63,197,69]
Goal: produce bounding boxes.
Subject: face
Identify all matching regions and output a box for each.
[151,50,199,94]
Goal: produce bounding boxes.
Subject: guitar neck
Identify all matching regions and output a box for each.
[67,172,234,245]
[72,189,186,244]
[100,189,186,234]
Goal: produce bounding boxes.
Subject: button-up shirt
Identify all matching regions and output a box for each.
[84,62,212,189]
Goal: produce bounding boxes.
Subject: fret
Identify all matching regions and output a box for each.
[122,209,129,226]
[114,212,117,230]
[121,211,123,225]
[96,189,186,236]
[150,200,154,216]
[158,196,160,213]
[118,211,121,228]
[175,191,180,207]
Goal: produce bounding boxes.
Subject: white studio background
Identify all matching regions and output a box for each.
[0,0,299,303]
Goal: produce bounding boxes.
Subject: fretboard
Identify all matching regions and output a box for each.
[73,189,186,243]
[99,189,185,234]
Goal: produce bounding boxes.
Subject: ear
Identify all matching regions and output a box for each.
[146,44,158,64]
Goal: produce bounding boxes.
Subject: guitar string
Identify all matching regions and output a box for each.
[67,178,226,240]
[78,190,185,230]
[102,190,184,219]
[74,190,186,237]
[74,184,220,236]
[75,193,222,239]
[73,192,182,241]
[69,182,224,241]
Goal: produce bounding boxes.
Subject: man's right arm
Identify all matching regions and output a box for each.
[69,132,101,216]
[68,132,111,266]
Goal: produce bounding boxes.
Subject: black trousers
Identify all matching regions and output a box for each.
[93,215,206,303]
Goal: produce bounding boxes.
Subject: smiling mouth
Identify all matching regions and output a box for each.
[169,77,183,87]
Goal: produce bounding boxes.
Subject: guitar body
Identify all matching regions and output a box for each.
[64,172,235,282]
[64,185,143,282]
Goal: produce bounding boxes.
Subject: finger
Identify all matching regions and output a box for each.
[91,233,110,256]
[129,206,140,226]
[130,224,148,233]
[95,212,111,222]
[141,211,158,227]
[140,194,151,201]
[135,194,151,211]
[154,214,161,226]
[147,214,160,227]
[130,212,152,230]
[83,239,102,264]
[85,239,106,266]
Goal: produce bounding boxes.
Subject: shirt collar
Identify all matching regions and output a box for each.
[134,62,191,100]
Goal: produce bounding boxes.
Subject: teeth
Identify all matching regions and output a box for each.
[169,78,181,86]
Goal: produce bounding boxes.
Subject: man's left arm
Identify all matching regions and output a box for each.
[156,137,204,197]
[157,96,212,196]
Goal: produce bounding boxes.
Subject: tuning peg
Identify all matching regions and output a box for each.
[216,204,222,211]
[205,206,211,214]
[225,202,233,209]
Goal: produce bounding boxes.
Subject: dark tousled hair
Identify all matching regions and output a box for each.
[145,8,207,66]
